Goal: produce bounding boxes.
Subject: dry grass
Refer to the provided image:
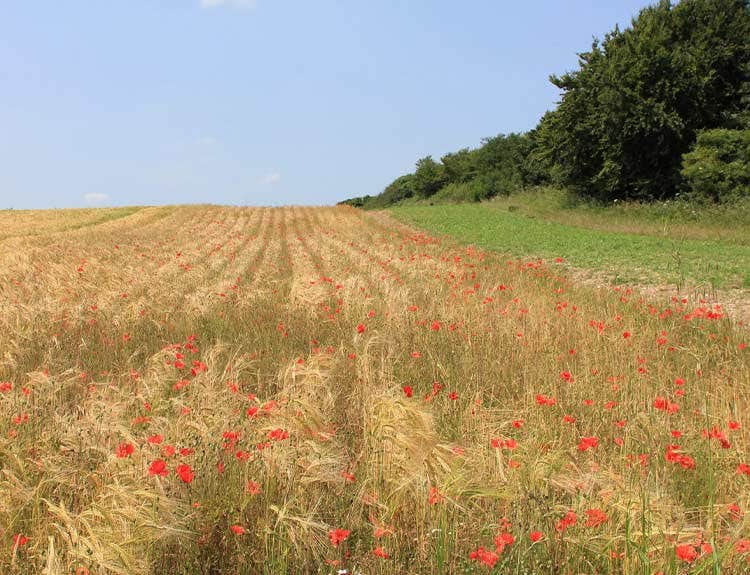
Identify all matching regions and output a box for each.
[0,205,748,574]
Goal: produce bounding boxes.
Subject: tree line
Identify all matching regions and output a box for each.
[342,0,749,209]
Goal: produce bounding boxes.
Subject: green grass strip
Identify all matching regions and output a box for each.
[391,203,750,290]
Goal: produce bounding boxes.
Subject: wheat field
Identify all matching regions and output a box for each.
[1,205,748,574]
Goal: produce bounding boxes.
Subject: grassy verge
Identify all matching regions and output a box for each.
[391,191,750,291]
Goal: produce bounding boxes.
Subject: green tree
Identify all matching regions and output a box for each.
[540,0,750,201]
[682,128,750,202]
[412,156,448,198]
[441,148,479,183]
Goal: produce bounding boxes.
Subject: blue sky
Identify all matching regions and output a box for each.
[0,1,653,209]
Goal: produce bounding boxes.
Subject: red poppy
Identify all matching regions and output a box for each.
[148,459,169,477]
[245,480,261,495]
[555,510,577,532]
[584,508,608,527]
[577,436,599,452]
[676,544,698,563]
[115,442,134,458]
[429,486,444,505]
[469,547,499,568]
[175,463,194,484]
[267,428,289,441]
[494,531,514,551]
[328,528,350,547]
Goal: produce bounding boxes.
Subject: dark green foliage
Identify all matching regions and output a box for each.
[378,174,417,205]
[441,148,479,183]
[540,0,750,202]
[341,175,415,209]
[682,129,750,201]
[340,133,549,209]
[412,156,448,198]
[339,195,371,208]
[341,0,750,209]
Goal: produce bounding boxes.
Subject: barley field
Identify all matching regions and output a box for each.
[1,205,748,574]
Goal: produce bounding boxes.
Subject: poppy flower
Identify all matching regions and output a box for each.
[584,508,608,527]
[373,546,389,559]
[115,442,134,458]
[555,510,577,532]
[429,486,444,505]
[175,463,194,484]
[676,544,698,563]
[535,394,556,406]
[328,528,350,547]
[494,532,514,551]
[356,323,366,334]
[12,534,28,548]
[148,459,169,477]
[577,436,599,452]
[529,530,544,542]
[727,503,742,520]
[402,385,413,398]
[267,428,289,441]
[230,525,245,535]
[469,547,499,568]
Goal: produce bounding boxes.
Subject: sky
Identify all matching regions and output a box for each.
[0,0,654,209]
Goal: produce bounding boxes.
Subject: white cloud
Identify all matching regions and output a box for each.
[260,173,281,185]
[83,193,109,205]
[200,0,256,8]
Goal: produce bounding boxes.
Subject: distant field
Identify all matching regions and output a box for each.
[2,205,749,574]
[0,206,146,241]
[391,192,750,291]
